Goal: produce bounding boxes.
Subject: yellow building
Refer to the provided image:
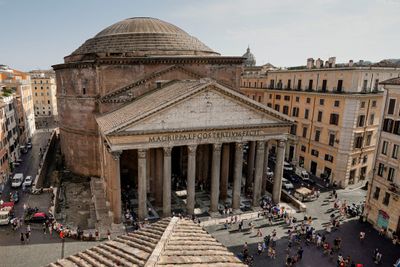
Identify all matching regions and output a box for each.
[241,57,400,188]
[366,77,400,237]
[30,70,58,126]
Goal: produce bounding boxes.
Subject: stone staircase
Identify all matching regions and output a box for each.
[90,177,113,235]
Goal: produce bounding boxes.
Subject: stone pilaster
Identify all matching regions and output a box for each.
[210,143,222,212]
[232,143,243,210]
[138,149,148,221]
[187,145,197,215]
[163,147,172,217]
[220,144,230,201]
[273,140,286,204]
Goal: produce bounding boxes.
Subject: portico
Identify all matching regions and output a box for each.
[97,79,292,223]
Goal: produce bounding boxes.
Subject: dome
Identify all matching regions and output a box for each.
[242,47,256,66]
[70,17,220,58]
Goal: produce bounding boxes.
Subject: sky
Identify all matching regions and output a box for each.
[0,0,399,71]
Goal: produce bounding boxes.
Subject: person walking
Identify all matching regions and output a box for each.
[25,231,30,243]
[257,228,263,237]
[359,231,365,242]
[257,242,263,255]
[107,230,111,240]
[42,222,46,235]
[20,232,25,244]
[49,224,53,238]
[297,246,304,261]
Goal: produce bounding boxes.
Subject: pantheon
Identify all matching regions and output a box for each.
[53,17,292,224]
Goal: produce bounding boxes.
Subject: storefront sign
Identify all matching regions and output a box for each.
[148,130,261,143]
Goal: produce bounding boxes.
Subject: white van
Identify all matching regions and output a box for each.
[295,167,310,181]
[11,173,24,188]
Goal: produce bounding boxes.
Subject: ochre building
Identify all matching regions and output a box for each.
[53,17,291,223]
[241,58,400,188]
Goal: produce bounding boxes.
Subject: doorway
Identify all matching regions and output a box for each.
[310,161,317,175]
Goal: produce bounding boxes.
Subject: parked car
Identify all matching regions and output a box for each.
[10,191,19,203]
[282,178,294,190]
[11,173,23,188]
[27,142,32,149]
[25,212,53,223]
[23,176,33,187]
[0,202,15,225]
[283,161,293,171]
[240,200,252,211]
[286,173,301,184]
[295,167,310,181]
[266,167,274,177]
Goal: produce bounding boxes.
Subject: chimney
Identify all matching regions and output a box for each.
[328,57,336,68]
[349,60,354,67]
[307,58,314,69]
[325,61,329,68]
[315,58,323,68]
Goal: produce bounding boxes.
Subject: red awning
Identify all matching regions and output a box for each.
[33,212,46,217]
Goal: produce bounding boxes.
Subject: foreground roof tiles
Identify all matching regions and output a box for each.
[46,217,246,267]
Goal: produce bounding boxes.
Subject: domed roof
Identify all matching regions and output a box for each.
[70,17,220,58]
[242,47,256,66]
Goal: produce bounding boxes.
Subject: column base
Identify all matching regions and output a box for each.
[209,211,221,218]
[232,209,242,215]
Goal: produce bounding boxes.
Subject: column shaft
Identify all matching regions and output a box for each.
[246,141,256,193]
[210,143,222,212]
[138,149,148,221]
[187,145,197,215]
[253,141,265,206]
[155,148,163,206]
[232,143,243,210]
[273,141,286,203]
[163,147,172,217]
[262,141,269,193]
[220,144,230,201]
[111,151,122,224]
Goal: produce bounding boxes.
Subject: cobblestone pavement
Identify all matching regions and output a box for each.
[206,188,400,267]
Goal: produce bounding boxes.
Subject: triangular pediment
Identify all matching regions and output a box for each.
[96,80,292,135]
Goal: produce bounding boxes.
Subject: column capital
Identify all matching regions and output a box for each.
[138,149,148,159]
[187,145,197,155]
[163,147,173,156]
[111,151,122,160]
[256,141,265,150]
[212,143,222,152]
[235,142,244,151]
[277,140,286,148]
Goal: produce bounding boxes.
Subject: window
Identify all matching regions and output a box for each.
[269,94,272,99]
[394,121,400,135]
[388,99,396,115]
[267,103,272,108]
[319,99,324,105]
[295,96,300,102]
[382,141,388,155]
[377,163,384,176]
[311,149,319,157]
[306,97,311,104]
[270,80,275,88]
[357,115,365,127]
[274,104,280,112]
[334,100,340,107]
[35,93,37,96]
[283,105,289,115]
[304,109,309,119]
[315,130,321,142]
[47,100,50,104]
[297,79,302,90]
[329,133,335,146]
[369,114,375,125]
[388,167,395,182]
[365,132,372,146]
[324,154,333,162]
[302,127,308,138]
[258,96,261,102]
[277,80,282,89]
[372,100,377,107]
[287,79,291,89]
[374,79,379,91]
[383,118,394,133]
[317,111,323,122]
[299,156,305,166]
[392,144,399,159]
[83,87,86,95]
[337,80,343,92]
[354,135,363,149]
[360,101,365,108]
[362,80,368,91]
[329,113,339,125]
[308,80,313,90]
[260,82,263,88]
[290,124,297,135]
[373,187,380,200]
[275,94,281,100]
[383,192,390,206]
[292,107,299,117]
[284,95,290,101]
[301,145,306,152]
[321,79,327,91]
[362,155,368,164]
[34,86,37,90]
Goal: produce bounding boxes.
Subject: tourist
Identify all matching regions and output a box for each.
[20,232,25,244]
[107,230,111,240]
[42,222,46,235]
[257,242,263,255]
[297,246,303,261]
[359,231,365,242]
[257,228,262,237]
[25,231,30,243]
[375,252,382,264]
[95,229,99,241]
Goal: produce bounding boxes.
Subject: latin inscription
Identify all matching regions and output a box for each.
[149,130,261,143]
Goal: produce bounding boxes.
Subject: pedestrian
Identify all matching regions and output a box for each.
[95,229,99,241]
[297,246,303,260]
[359,231,365,242]
[238,220,243,232]
[107,229,111,240]
[27,224,31,234]
[257,228,263,237]
[25,231,30,243]
[257,242,263,255]
[243,242,248,250]
[42,222,46,235]
[20,232,25,244]
[49,225,53,237]
[375,252,382,264]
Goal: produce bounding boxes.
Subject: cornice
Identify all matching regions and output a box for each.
[60,126,98,136]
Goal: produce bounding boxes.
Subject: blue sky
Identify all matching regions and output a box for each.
[0,0,399,71]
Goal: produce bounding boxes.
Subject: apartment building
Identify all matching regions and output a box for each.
[241,57,400,188]
[0,102,10,183]
[30,70,58,127]
[366,77,400,237]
